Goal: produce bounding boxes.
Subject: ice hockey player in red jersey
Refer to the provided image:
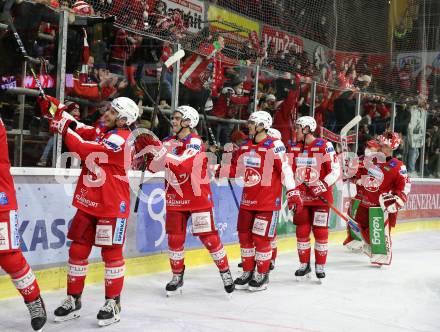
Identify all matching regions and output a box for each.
[348,131,410,265]
[289,116,341,281]
[38,95,139,326]
[343,138,382,252]
[0,116,47,331]
[137,105,234,295]
[219,111,301,291]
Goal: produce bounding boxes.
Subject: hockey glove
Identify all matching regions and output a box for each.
[49,113,76,136]
[379,192,405,214]
[310,180,328,198]
[37,95,59,118]
[286,189,303,213]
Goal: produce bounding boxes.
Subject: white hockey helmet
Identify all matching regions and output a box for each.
[296,116,317,133]
[248,111,272,130]
[175,105,199,128]
[111,97,139,126]
[204,98,213,112]
[267,128,282,140]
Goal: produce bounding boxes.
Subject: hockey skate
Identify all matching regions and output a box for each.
[25,296,47,331]
[248,271,269,292]
[220,269,235,293]
[166,269,184,296]
[97,297,121,327]
[315,264,326,284]
[233,270,253,290]
[54,295,81,322]
[295,262,312,281]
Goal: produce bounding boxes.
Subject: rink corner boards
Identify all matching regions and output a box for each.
[0,219,439,300]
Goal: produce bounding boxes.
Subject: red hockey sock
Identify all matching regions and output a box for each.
[102,247,125,299]
[296,224,311,263]
[238,232,255,272]
[199,233,229,272]
[1,252,40,302]
[253,235,272,274]
[168,234,185,274]
[313,227,329,265]
[67,241,92,296]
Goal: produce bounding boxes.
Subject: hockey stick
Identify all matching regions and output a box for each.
[134,49,185,213]
[4,1,45,99]
[302,182,364,241]
[198,95,240,209]
[340,115,362,200]
[150,49,185,126]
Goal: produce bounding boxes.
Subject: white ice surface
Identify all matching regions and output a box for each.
[1,231,439,332]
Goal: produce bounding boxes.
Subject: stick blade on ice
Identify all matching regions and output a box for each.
[340,115,362,136]
[164,49,185,68]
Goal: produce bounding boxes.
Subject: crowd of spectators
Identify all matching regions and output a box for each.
[0,0,437,177]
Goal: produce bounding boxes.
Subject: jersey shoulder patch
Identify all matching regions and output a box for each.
[325,141,335,153]
[102,133,126,152]
[313,138,325,147]
[262,138,273,147]
[272,139,286,154]
[186,137,202,151]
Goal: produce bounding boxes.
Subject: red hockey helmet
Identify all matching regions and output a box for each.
[378,131,401,150]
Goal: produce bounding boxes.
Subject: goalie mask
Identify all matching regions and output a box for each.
[378,131,401,150]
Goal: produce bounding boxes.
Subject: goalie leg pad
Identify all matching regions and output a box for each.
[369,207,392,265]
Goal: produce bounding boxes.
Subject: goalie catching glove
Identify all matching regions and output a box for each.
[379,192,405,213]
[286,189,303,213]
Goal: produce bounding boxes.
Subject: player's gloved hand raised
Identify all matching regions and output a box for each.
[37,95,59,119]
[309,180,328,198]
[379,192,405,213]
[49,109,76,136]
[135,134,167,161]
[286,189,303,213]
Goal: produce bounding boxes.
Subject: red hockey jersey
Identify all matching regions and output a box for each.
[63,124,132,218]
[354,155,411,208]
[222,136,296,211]
[289,138,341,205]
[0,118,18,212]
[148,133,214,212]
